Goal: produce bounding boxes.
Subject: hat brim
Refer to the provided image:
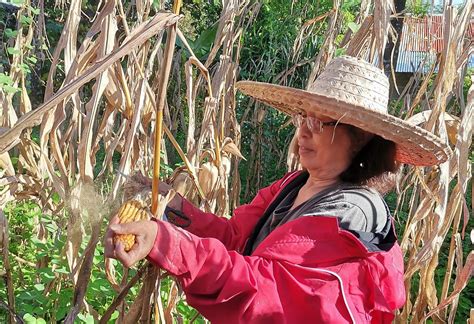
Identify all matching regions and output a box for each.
[236,81,452,166]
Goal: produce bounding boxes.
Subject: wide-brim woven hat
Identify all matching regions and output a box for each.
[236,55,452,166]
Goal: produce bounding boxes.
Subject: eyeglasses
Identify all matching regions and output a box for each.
[291,114,339,133]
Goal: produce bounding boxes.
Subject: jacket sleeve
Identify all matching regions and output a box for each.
[147,219,359,324]
[171,173,295,251]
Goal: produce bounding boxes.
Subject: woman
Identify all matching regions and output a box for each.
[105,56,451,323]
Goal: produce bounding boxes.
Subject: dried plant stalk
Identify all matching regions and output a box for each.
[151,0,182,216]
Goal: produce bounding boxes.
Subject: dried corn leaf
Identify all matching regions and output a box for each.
[0,12,180,154]
[423,251,474,321]
[0,152,15,176]
[222,137,246,160]
[77,10,117,182]
[198,161,219,199]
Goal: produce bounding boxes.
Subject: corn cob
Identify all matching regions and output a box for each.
[114,200,149,251]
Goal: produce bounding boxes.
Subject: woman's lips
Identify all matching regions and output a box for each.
[298,145,313,155]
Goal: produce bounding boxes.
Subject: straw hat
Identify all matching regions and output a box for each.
[236,55,452,166]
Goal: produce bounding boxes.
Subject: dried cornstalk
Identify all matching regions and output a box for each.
[151,0,182,216]
[396,3,473,323]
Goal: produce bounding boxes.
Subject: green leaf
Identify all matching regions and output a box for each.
[347,22,360,33]
[27,56,38,64]
[19,291,35,301]
[54,267,69,274]
[3,85,19,94]
[37,268,55,280]
[22,304,35,314]
[51,192,61,204]
[56,307,68,321]
[34,283,45,291]
[77,313,95,323]
[23,314,37,323]
[20,15,33,25]
[193,24,218,56]
[7,47,21,55]
[335,48,347,57]
[20,63,31,74]
[110,311,119,320]
[22,314,46,324]
[44,222,58,233]
[151,0,161,11]
[0,73,13,85]
[31,7,40,15]
[32,237,47,249]
[84,314,95,324]
[4,28,18,39]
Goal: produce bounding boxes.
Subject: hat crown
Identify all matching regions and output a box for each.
[308,56,389,113]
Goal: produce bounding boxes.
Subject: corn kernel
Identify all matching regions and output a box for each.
[114,200,149,252]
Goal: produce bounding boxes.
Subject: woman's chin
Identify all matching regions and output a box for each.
[298,152,314,168]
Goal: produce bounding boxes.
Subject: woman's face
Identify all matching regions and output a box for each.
[296,112,354,180]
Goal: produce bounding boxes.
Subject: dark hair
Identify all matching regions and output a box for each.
[339,132,399,186]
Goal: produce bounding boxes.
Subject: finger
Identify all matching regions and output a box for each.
[110,220,148,235]
[104,216,121,240]
[104,217,119,240]
[104,216,122,258]
[114,242,136,268]
[124,242,143,264]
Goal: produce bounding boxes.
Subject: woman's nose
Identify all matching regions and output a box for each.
[297,122,312,138]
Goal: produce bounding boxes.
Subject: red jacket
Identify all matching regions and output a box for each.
[147,172,406,323]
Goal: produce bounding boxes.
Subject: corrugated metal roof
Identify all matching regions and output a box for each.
[396,51,437,73]
[396,14,474,72]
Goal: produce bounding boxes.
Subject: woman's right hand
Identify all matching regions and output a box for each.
[104,216,158,268]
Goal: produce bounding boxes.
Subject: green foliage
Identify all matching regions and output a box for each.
[175,0,221,60]
[0,199,203,322]
[407,0,430,17]
[463,68,473,100]
[0,201,113,322]
[0,72,19,94]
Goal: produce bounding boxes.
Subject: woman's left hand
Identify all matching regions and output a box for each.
[104,216,158,268]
